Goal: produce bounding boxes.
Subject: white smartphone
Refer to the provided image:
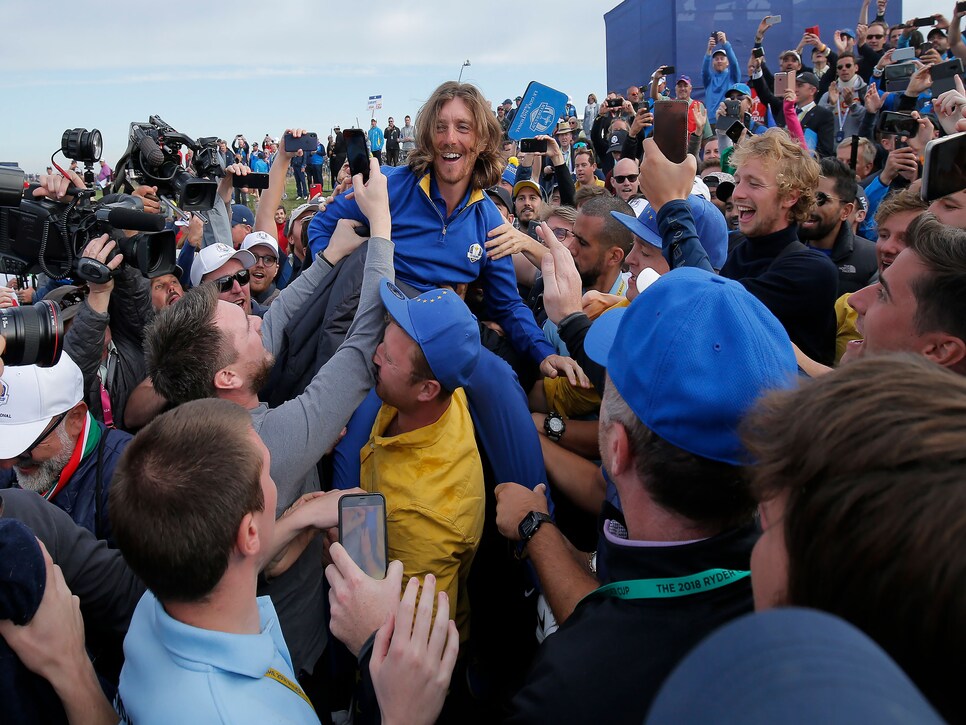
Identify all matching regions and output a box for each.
[766,15,782,25]
[891,46,916,62]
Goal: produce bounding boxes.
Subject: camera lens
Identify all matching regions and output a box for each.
[0,301,64,367]
[60,128,103,164]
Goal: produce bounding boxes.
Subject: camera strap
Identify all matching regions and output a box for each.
[581,568,750,603]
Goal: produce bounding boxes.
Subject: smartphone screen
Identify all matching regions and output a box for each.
[922,132,966,202]
[520,138,548,153]
[653,100,689,164]
[338,493,388,579]
[930,58,965,94]
[342,128,371,183]
[662,65,676,74]
[725,121,746,144]
[877,111,918,137]
[753,47,765,59]
[912,16,936,26]
[891,46,916,62]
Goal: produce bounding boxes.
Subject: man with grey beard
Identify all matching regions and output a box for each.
[0,353,132,545]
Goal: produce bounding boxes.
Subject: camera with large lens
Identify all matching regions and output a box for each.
[0,164,176,282]
[0,300,64,367]
[112,115,222,212]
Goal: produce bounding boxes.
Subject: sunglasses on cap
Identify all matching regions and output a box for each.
[613,174,639,184]
[211,269,250,292]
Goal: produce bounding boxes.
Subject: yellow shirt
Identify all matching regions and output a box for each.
[360,388,484,642]
[835,293,861,364]
[543,298,630,416]
[575,178,606,191]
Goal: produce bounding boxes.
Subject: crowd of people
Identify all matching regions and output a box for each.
[1,0,966,722]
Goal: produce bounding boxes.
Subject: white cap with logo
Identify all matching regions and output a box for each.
[190,243,256,288]
[241,231,280,257]
[0,353,84,458]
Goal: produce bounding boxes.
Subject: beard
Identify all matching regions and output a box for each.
[798,215,840,242]
[15,425,75,493]
[249,353,275,396]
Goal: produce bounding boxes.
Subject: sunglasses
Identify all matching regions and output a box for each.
[251,254,278,266]
[212,269,251,292]
[867,33,884,39]
[613,174,639,184]
[837,64,854,70]
[551,227,575,241]
[18,411,69,460]
[815,191,842,206]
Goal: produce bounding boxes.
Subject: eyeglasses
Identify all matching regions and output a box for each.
[551,227,575,241]
[613,174,639,184]
[18,411,69,461]
[251,254,278,267]
[867,33,884,39]
[815,192,843,206]
[211,269,251,292]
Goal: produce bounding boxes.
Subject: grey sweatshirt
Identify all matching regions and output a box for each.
[251,235,394,674]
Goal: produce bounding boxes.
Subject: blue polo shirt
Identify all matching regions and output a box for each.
[117,592,318,724]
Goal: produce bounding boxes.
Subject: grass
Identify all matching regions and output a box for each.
[241,174,332,216]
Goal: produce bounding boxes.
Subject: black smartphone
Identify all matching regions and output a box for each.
[918,41,934,54]
[653,99,689,163]
[884,61,916,91]
[338,493,388,579]
[912,16,936,26]
[520,138,548,153]
[662,65,676,74]
[232,172,269,189]
[607,98,624,108]
[849,135,860,171]
[929,58,965,94]
[725,120,746,144]
[922,132,966,201]
[753,47,765,59]
[877,111,919,137]
[284,132,318,153]
[342,128,370,183]
[724,99,742,117]
[958,1,966,13]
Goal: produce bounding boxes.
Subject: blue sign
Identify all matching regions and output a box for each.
[508,81,569,140]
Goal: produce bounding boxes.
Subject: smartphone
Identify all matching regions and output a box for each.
[661,65,676,74]
[877,111,919,137]
[912,16,936,27]
[232,172,269,189]
[849,135,860,171]
[338,493,388,579]
[724,99,742,117]
[884,61,916,91]
[753,47,765,59]
[891,46,916,62]
[725,120,746,144]
[342,128,370,183]
[765,14,782,25]
[284,132,318,153]
[653,99,689,164]
[922,132,966,201]
[774,71,793,97]
[958,1,966,12]
[607,98,624,108]
[520,138,548,153]
[805,25,820,36]
[930,57,965,94]
[918,41,935,55]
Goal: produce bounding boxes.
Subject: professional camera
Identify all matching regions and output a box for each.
[113,115,222,211]
[0,163,176,282]
[0,300,63,367]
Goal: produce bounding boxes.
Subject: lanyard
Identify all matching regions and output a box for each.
[264,668,315,711]
[43,412,100,501]
[582,568,750,603]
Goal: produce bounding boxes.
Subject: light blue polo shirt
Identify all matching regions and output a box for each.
[117,592,319,724]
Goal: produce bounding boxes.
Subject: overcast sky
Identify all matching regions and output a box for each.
[1,0,949,175]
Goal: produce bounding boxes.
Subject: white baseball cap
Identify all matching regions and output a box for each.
[241,231,279,258]
[0,353,84,458]
[190,243,256,288]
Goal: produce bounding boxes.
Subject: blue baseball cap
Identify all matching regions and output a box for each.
[610,195,729,269]
[584,267,797,464]
[379,280,481,391]
[231,204,255,227]
[647,609,943,724]
[840,27,856,39]
[726,83,752,98]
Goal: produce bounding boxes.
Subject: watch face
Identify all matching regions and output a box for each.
[548,417,565,434]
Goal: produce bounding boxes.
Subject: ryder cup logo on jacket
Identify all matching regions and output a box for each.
[467,243,483,263]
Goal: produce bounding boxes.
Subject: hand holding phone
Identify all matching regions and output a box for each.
[284,131,318,153]
[232,172,269,189]
[342,128,371,184]
[922,131,966,201]
[765,15,782,25]
[661,65,676,74]
[805,25,820,37]
[520,138,548,153]
[652,99,689,164]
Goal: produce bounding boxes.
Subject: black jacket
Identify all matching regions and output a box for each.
[721,225,838,365]
[823,223,878,295]
[507,520,759,725]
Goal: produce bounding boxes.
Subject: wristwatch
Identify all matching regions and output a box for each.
[544,411,566,442]
[519,511,554,545]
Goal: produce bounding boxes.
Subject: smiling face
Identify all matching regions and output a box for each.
[431,97,479,193]
[799,176,849,245]
[274,207,286,226]
[732,157,796,237]
[874,209,921,274]
[247,244,278,296]
[203,258,251,315]
[712,52,729,72]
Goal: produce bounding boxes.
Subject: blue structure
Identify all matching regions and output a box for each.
[605,0,870,102]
